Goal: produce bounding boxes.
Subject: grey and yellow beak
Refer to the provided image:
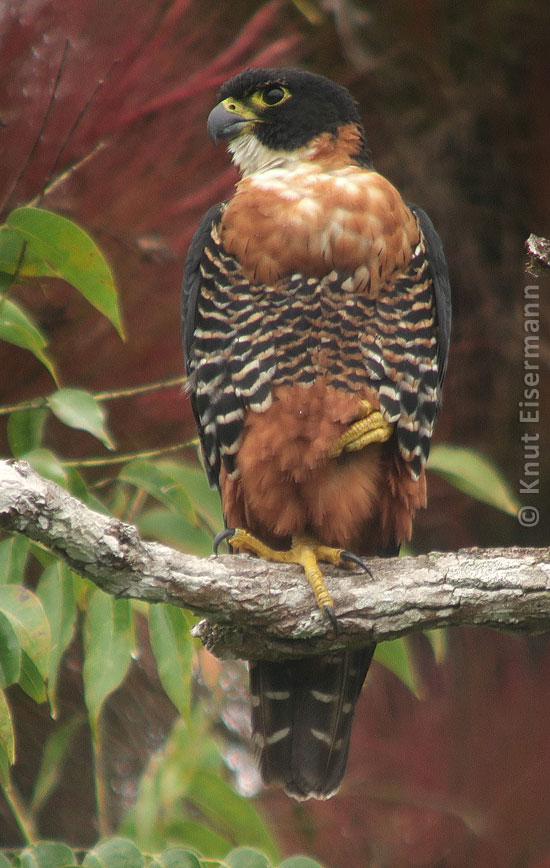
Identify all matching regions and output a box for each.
[207,99,258,144]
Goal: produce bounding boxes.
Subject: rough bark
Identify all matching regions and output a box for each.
[525,233,550,275]
[1,459,548,660]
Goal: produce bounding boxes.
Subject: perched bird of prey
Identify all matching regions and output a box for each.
[182,68,451,800]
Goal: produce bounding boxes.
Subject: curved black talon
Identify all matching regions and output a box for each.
[323,605,340,635]
[213,527,236,555]
[340,550,373,580]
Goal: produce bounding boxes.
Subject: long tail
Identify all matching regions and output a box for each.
[249,646,375,800]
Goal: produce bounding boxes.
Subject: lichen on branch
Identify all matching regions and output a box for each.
[0,459,549,660]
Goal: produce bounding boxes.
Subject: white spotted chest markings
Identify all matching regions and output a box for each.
[246,166,370,255]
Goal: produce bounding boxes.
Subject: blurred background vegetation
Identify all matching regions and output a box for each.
[0,1,549,866]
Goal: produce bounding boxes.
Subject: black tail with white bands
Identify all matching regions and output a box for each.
[249,647,375,800]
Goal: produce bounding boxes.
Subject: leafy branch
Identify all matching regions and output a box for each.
[0,839,306,868]
[0,376,188,417]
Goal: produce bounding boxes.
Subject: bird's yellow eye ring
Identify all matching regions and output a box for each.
[251,86,291,108]
[262,86,286,105]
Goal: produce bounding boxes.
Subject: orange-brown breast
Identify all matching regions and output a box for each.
[221,163,419,294]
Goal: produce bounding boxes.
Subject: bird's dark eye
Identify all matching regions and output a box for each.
[262,86,286,105]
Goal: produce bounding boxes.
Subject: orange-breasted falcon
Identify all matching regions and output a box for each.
[182,68,451,800]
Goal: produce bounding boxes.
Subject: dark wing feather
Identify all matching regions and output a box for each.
[181,202,224,488]
[408,204,452,391]
[182,202,224,371]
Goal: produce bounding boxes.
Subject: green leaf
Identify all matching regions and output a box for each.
[20,842,76,868]
[0,225,58,278]
[22,448,68,488]
[31,715,83,813]
[47,388,115,450]
[83,838,144,868]
[0,297,57,382]
[148,604,194,721]
[24,451,107,515]
[66,467,109,514]
[83,592,135,733]
[225,848,271,868]
[0,851,12,868]
[119,770,158,849]
[19,650,48,702]
[0,612,21,688]
[36,562,77,716]
[162,820,231,860]
[374,638,420,697]
[150,849,202,868]
[120,715,232,850]
[0,535,30,585]
[428,445,520,516]
[138,508,213,557]
[424,628,448,664]
[120,460,195,522]
[279,859,325,868]
[0,689,15,769]
[186,771,279,862]
[0,585,50,682]
[6,207,124,337]
[155,460,224,533]
[7,408,47,457]
[0,585,50,703]
[0,743,10,787]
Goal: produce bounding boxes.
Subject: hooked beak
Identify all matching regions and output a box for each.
[207,102,255,144]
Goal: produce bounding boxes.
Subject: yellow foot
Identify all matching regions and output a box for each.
[330,399,394,458]
[213,529,370,630]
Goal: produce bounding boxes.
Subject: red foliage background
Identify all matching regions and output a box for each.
[1,0,549,865]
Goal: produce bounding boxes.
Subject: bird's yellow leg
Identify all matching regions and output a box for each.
[330,399,394,458]
[213,530,369,628]
[289,538,336,612]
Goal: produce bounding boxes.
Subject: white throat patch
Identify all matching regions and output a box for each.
[228,132,313,177]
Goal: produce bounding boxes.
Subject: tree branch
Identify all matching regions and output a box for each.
[525,233,550,276]
[1,459,549,660]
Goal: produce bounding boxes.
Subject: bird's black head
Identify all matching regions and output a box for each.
[207,68,371,172]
